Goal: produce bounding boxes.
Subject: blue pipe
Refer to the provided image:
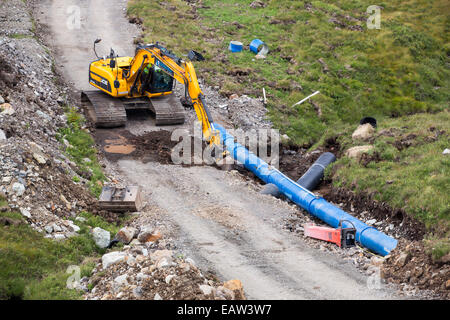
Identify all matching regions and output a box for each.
[213,123,397,256]
[261,152,336,197]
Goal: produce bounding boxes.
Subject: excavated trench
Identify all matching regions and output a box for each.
[94,121,425,243]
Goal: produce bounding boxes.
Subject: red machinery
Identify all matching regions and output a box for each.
[304,220,356,248]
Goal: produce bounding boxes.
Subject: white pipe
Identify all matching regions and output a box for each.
[292,90,320,107]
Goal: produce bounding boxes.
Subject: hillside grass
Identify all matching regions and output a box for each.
[128,0,449,145]
[0,205,123,300]
[56,107,106,197]
[128,0,449,235]
[331,111,450,230]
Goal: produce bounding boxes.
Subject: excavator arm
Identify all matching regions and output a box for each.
[125,44,220,146]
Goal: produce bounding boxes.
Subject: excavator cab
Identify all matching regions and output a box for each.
[82,40,219,145]
[82,41,185,127]
[147,64,174,94]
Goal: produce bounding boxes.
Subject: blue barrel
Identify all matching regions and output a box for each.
[250,39,269,56]
[229,41,243,52]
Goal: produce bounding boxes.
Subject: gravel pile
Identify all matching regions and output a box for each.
[0,9,99,239]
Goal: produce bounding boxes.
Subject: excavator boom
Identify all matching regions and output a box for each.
[82,42,220,145]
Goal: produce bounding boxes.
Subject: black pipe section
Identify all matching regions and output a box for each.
[261,152,336,197]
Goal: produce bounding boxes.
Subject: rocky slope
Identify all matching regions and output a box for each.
[2,0,446,301]
[0,0,95,239]
[1,0,245,300]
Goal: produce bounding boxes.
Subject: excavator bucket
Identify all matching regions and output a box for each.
[98,186,143,212]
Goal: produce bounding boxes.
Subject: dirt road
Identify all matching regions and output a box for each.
[37,0,401,299]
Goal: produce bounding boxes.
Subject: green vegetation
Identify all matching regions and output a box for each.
[425,237,450,263]
[128,0,449,145]
[0,105,126,299]
[0,203,122,300]
[128,0,449,234]
[57,107,106,197]
[332,111,450,232]
[8,34,33,39]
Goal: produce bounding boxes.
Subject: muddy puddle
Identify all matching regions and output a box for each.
[94,129,177,163]
[103,133,136,155]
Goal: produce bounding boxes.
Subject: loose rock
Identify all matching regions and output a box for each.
[352,123,375,141]
[115,226,137,244]
[102,251,128,269]
[346,145,375,160]
[93,227,111,248]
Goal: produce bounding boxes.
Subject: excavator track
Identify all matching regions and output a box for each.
[148,95,185,126]
[81,90,185,127]
[81,90,127,128]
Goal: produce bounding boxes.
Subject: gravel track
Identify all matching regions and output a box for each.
[37,0,402,300]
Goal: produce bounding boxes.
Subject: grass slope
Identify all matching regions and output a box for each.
[128,0,449,234]
[128,0,449,145]
[0,206,122,300]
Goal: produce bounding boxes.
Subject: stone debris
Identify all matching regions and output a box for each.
[93,227,111,248]
[345,145,375,160]
[352,123,375,141]
[0,16,99,241]
[173,81,271,131]
[382,240,449,299]
[86,244,245,300]
[0,0,34,37]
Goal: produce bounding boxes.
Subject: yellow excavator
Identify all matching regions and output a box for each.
[81,40,220,146]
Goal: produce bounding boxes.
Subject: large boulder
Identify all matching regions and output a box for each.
[137,225,162,243]
[115,226,137,244]
[352,123,375,141]
[12,182,25,196]
[0,103,15,115]
[346,145,374,160]
[93,227,110,248]
[102,251,128,269]
[224,279,246,300]
[199,284,214,296]
[0,129,6,142]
